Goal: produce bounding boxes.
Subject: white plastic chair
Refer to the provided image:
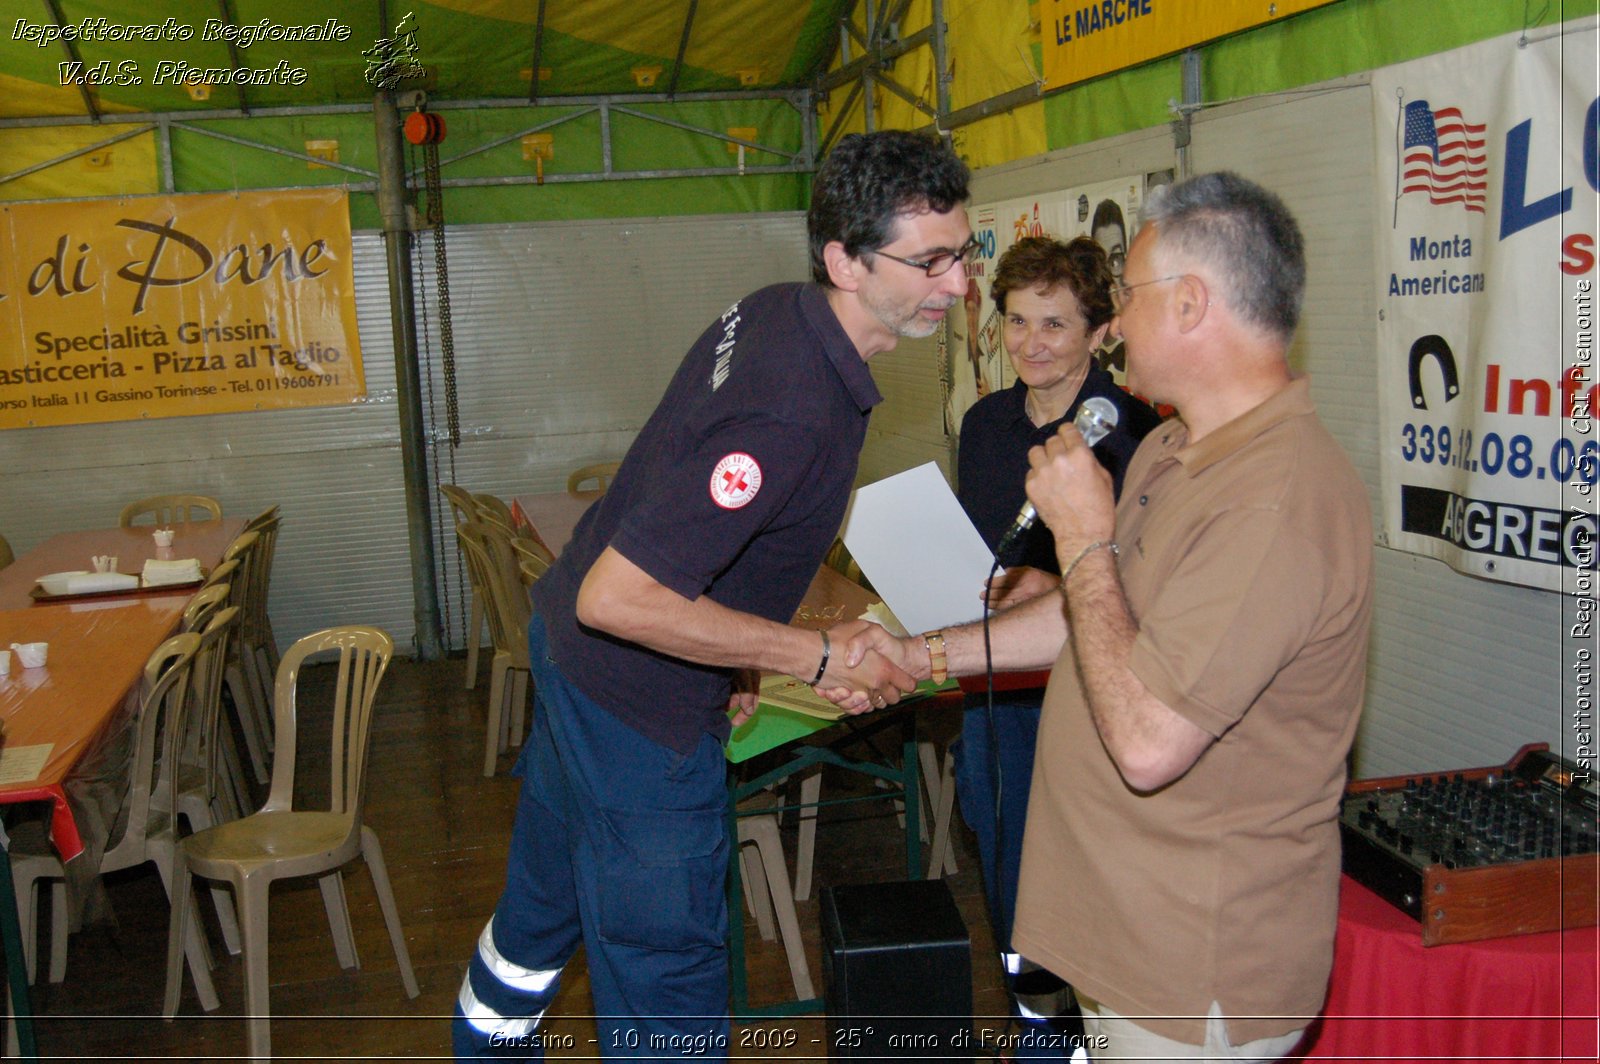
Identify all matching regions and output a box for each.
[118,494,222,527]
[736,798,815,1001]
[440,485,491,691]
[456,522,532,775]
[162,626,419,1058]
[7,634,222,1011]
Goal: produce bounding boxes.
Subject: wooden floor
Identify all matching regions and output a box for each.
[9,654,1013,1060]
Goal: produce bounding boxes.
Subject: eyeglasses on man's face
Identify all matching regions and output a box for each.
[1111,274,1184,312]
[872,234,981,278]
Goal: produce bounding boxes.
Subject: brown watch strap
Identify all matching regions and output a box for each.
[923,630,948,685]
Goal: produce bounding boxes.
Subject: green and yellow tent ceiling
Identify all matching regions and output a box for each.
[0,0,858,220]
[0,1,848,118]
[1,0,1586,223]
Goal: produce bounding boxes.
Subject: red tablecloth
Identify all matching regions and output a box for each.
[1298,875,1599,1062]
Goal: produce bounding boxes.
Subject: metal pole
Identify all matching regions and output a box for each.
[930,0,951,124]
[373,90,445,660]
[1175,49,1202,180]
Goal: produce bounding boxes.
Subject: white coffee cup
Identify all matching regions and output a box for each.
[0,650,10,677]
[11,642,47,669]
[152,529,175,548]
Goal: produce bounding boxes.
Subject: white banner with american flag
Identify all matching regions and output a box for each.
[1372,19,1597,594]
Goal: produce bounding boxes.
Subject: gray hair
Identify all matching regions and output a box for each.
[1140,172,1305,342]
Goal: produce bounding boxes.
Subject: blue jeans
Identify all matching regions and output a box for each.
[953,697,1075,1060]
[953,697,1041,951]
[453,614,731,1060]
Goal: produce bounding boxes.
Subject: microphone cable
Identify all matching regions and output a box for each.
[981,549,1008,952]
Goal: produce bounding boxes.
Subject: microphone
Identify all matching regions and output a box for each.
[993,396,1120,561]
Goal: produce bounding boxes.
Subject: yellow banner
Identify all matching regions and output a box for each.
[1041,0,1338,89]
[0,189,364,430]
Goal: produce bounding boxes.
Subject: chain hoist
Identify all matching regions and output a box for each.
[405,104,467,648]
[404,107,459,446]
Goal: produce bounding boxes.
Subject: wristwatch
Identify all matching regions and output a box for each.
[922,630,947,685]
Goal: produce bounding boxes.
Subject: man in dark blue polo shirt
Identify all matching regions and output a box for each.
[454,130,973,1060]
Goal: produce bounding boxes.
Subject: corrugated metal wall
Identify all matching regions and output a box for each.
[0,234,415,652]
[0,212,808,656]
[859,78,1571,779]
[412,213,810,650]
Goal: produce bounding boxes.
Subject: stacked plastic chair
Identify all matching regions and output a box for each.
[456,521,533,775]
[117,494,222,527]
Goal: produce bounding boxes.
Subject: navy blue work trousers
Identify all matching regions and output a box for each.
[453,614,731,1060]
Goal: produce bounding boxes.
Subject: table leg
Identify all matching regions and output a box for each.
[901,737,922,881]
[0,848,39,1061]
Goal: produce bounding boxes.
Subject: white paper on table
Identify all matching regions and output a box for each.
[0,743,53,785]
[839,461,995,634]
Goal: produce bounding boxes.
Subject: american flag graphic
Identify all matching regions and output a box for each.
[1400,100,1488,213]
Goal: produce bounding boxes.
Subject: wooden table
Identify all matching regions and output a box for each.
[510,491,599,559]
[0,519,245,859]
[0,520,245,611]
[0,600,189,860]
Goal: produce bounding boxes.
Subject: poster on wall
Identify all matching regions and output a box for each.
[0,188,365,430]
[942,176,1143,438]
[1372,20,1597,595]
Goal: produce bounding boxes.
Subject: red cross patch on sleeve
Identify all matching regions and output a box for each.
[709,452,763,509]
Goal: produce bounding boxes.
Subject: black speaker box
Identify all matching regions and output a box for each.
[820,879,972,1061]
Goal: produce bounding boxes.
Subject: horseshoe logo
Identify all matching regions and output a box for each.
[1408,334,1459,410]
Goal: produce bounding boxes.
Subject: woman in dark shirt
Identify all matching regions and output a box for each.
[953,235,1161,1053]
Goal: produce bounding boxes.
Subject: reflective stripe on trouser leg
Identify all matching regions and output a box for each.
[458,917,563,1038]
[1014,990,1073,1022]
[1008,960,1081,1060]
[1012,959,1072,1020]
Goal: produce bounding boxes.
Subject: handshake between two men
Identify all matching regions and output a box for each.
[792,417,1117,717]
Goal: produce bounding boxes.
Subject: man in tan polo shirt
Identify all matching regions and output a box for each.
[834,171,1373,1061]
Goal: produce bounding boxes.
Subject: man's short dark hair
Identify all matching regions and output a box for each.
[807,131,971,285]
[1090,199,1125,241]
[1141,171,1305,342]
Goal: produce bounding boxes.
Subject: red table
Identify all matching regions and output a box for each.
[1298,874,1599,1062]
